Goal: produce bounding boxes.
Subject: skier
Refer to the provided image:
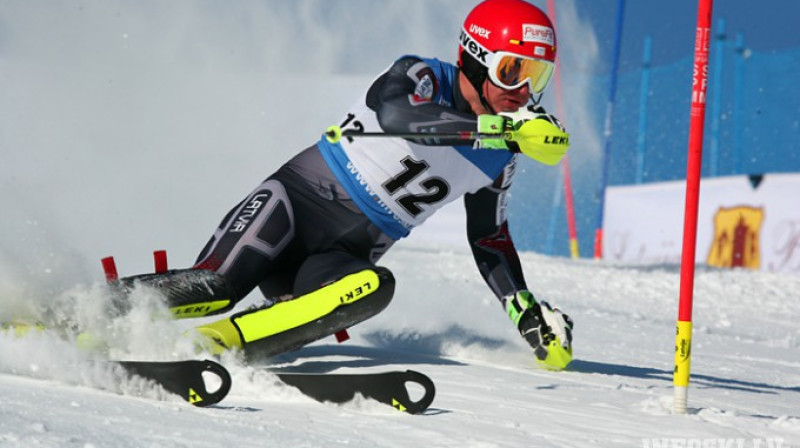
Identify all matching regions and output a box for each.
[123,0,574,369]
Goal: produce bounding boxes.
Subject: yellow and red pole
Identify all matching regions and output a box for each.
[546,0,580,259]
[674,0,715,414]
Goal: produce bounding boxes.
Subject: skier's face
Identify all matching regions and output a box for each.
[483,79,530,113]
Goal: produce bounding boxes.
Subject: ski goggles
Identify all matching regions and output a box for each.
[488,51,554,93]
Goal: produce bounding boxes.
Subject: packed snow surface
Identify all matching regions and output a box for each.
[1,244,798,448]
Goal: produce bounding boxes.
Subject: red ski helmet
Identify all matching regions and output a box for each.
[459,0,556,96]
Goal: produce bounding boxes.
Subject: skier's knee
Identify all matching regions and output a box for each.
[294,251,382,297]
[364,266,395,311]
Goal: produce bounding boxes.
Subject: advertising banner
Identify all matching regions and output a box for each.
[603,173,800,274]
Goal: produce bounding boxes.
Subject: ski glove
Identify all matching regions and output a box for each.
[476,114,511,150]
[505,290,574,370]
[476,105,570,166]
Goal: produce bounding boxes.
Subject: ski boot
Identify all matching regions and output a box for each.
[505,290,573,370]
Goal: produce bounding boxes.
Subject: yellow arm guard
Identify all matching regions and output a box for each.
[510,118,570,166]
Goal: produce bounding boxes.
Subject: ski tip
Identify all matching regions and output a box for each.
[396,370,436,414]
[186,359,232,407]
[119,359,232,407]
[276,369,436,415]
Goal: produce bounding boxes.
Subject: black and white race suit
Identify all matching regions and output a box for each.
[195,55,528,305]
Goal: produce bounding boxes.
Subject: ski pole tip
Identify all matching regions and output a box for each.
[325,125,343,144]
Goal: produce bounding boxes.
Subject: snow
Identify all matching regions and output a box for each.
[1,246,799,447]
[1,2,799,447]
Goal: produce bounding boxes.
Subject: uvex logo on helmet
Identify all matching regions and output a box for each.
[468,23,491,39]
[459,29,490,66]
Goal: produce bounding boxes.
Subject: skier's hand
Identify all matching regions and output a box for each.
[505,106,569,166]
[476,106,569,165]
[476,114,512,149]
[500,104,566,131]
[475,106,550,149]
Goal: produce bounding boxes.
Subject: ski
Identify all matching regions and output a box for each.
[101,252,437,413]
[6,253,434,411]
[1,322,231,407]
[117,359,232,407]
[275,369,435,414]
[5,318,435,411]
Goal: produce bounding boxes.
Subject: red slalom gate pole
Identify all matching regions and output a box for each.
[674,0,715,414]
[547,0,580,259]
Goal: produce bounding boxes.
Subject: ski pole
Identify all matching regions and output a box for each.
[324,125,509,144]
[324,122,570,166]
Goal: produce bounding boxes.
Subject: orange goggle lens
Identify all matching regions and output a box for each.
[490,53,554,93]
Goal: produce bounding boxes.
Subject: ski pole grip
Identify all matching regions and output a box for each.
[325,125,343,144]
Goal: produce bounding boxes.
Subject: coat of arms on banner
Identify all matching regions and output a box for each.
[707,206,764,269]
